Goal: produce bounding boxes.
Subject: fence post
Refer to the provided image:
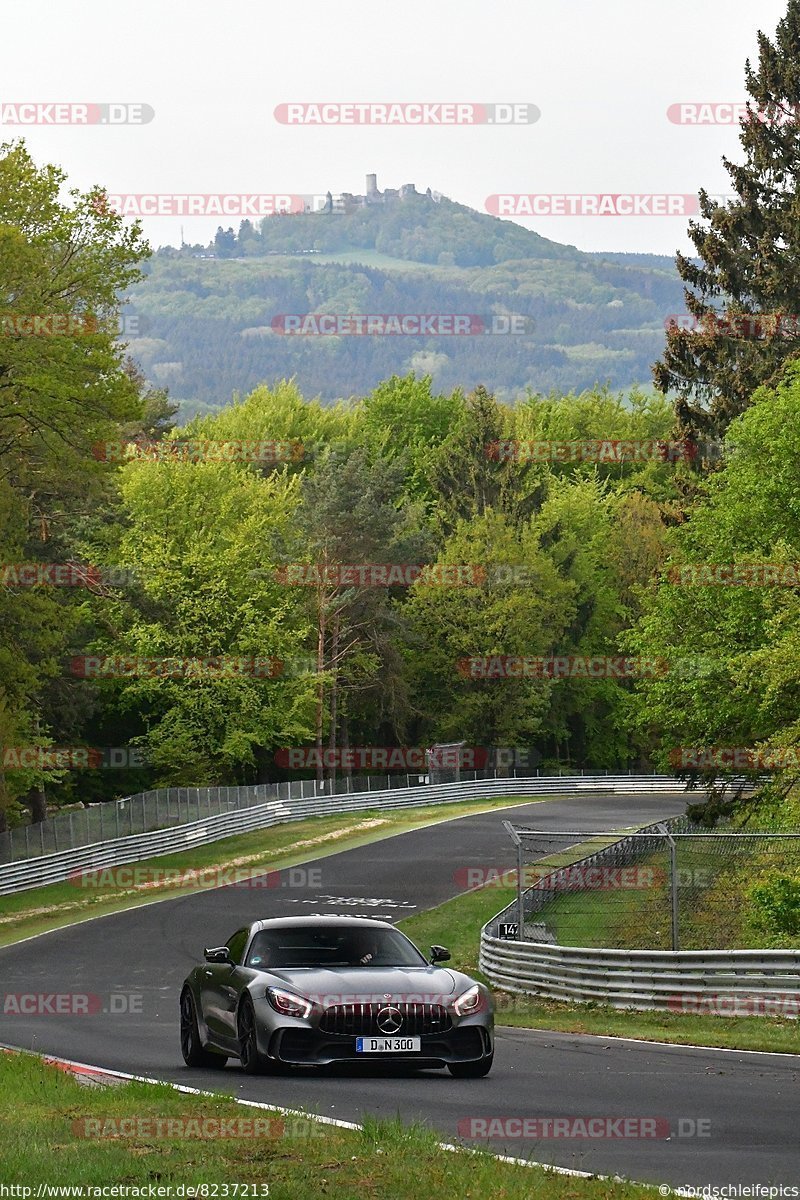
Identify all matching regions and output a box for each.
[669,837,680,952]
[658,823,680,952]
[503,820,524,941]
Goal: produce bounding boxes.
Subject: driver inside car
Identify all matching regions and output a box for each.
[351,931,380,965]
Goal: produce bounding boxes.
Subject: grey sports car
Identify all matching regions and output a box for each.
[180,915,494,1077]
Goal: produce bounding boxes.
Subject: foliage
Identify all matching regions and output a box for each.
[628,362,800,819]
[0,141,150,821]
[5,127,800,833]
[131,216,685,408]
[750,874,800,936]
[654,0,800,441]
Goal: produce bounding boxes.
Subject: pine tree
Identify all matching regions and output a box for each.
[654,0,800,444]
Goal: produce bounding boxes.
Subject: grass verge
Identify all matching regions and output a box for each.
[0,794,544,948]
[0,1051,653,1197]
[541,845,800,952]
[397,874,800,1056]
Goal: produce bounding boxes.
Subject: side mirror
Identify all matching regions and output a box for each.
[204,946,232,964]
[430,945,451,964]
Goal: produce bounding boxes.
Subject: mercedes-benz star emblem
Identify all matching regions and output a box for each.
[376,1005,403,1034]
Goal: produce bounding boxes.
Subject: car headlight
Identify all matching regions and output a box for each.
[266,987,313,1019]
[453,984,482,1016]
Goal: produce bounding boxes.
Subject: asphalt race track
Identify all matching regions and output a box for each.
[1,792,797,1187]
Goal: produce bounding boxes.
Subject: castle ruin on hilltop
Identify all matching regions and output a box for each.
[307,174,441,214]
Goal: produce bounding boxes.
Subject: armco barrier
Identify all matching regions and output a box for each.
[479,936,800,1014]
[479,806,800,1015]
[0,769,684,865]
[0,774,687,896]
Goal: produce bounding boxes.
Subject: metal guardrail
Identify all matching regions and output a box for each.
[0,767,687,866]
[0,774,687,896]
[1,777,387,864]
[480,809,800,1014]
[479,937,800,1013]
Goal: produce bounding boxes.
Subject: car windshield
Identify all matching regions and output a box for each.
[245,925,428,969]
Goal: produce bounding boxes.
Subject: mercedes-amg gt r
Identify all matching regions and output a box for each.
[180,915,494,1077]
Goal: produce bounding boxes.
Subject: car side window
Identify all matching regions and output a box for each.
[226,927,249,966]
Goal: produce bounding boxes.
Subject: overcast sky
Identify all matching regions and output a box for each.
[0,0,788,255]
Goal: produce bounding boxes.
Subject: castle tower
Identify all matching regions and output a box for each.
[366,173,378,196]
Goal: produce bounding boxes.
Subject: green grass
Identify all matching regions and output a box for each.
[8,796,796,1058]
[306,249,443,270]
[527,844,800,952]
[401,874,518,978]
[397,873,800,1056]
[0,1051,654,1196]
[540,862,666,950]
[0,794,545,947]
[398,836,630,979]
[493,996,800,1053]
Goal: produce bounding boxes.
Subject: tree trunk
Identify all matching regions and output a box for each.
[26,785,47,824]
[327,612,340,792]
[315,581,327,787]
[341,712,352,791]
[0,766,7,834]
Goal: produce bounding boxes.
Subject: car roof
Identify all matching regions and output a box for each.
[250,915,396,933]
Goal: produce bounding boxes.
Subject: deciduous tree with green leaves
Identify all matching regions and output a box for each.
[629,362,800,819]
[88,459,318,785]
[403,509,572,751]
[0,141,149,822]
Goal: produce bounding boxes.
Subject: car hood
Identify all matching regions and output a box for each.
[260,965,461,1002]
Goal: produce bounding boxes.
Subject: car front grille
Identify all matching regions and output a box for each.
[319,1001,453,1037]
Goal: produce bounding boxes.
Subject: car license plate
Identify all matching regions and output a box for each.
[355,1036,421,1053]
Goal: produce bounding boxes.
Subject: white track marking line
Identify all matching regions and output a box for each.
[0,1043,645,1186]
[497,1025,800,1059]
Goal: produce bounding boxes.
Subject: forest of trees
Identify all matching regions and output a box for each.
[129,203,685,409]
[211,193,578,266]
[3,1,800,836]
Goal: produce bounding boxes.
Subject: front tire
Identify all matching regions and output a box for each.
[180,989,228,1069]
[238,997,270,1075]
[448,1051,494,1078]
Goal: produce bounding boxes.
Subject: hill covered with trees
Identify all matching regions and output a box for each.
[128,192,685,415]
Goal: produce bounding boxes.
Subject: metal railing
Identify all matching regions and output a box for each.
[0,768,682,866]
[0,777,401,865]
[479,937,800,1014]
[480,811,800,1014]
[0,773,687,896]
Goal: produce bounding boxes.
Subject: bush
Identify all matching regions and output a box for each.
[750,875,800,935]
